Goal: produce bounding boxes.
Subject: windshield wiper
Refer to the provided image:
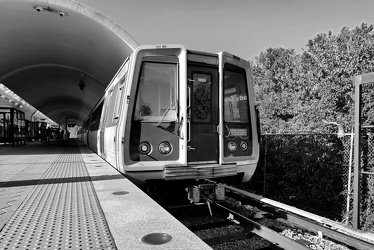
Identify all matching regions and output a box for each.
[154,102,184,139]
[155,102,175,127]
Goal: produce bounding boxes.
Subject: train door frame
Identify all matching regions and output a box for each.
[115,57,132,173]
[218,52,260,166]
[112,59,129,170]
[99,90,112,157]
[121,45,188,170]
[187,65,219,164]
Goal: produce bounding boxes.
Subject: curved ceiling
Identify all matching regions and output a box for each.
[0,0,139,126]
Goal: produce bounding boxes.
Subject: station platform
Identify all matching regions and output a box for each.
[0,139,211,250]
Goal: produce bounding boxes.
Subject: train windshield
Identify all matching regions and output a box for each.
[223,68,249,123]
[134,62,178,122]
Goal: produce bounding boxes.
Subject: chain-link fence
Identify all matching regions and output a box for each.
[246,133,348,221]
[343,129,374,230]
[244,132,374,229]
[340,133,354,224]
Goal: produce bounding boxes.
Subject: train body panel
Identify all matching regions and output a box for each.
[78,45,259,183]
[101,126,117,167]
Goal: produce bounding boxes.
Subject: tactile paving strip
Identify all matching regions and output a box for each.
[0,148,116,249]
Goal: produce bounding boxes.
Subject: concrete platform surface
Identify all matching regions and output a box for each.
[0,140,211,250]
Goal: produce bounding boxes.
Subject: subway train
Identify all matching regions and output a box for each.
[78,44,260,184]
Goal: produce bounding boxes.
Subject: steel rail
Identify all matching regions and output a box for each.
[223,184,374,250]
[212,202,310,250]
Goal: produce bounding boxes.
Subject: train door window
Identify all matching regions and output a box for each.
[224,67,249,123]
[100,95,111,130]
[89,112,95,131]
[113,72,128,124]
[192,73,212,122]
[223,63,252,157]
[92,102,103,131]
[107,87,118,126]
[133,62,178,122]
[102,85,118,127]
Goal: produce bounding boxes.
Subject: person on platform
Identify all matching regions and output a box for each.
[46,126,51,142]
[39,123,46,142]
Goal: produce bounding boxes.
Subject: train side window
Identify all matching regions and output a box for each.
[90,102,103,131]
[113,72,127,123]
[100,92,110,128]
[113,87,122,122]
[94,103,103,130]
[103,84,119,127]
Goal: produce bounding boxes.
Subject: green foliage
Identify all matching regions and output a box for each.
[251,48,302,133]
[252,22,374,134]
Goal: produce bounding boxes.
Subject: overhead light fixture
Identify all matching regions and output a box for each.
[79,72,85,91]
[34,6,67,17]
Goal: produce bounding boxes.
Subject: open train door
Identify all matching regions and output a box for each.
[187,56,219,164]
[219,52,258,180]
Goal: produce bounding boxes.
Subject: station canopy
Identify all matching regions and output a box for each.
[0,0,139,127]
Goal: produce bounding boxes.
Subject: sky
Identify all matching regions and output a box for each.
[77,0,374,59]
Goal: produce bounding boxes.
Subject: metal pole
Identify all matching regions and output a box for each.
[263,135,267,196]
[345,129,354,221]
[353,76,362,229]
[345,127,354,224]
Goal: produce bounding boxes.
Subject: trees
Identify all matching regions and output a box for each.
[251,47,301,133]
[251,22,374,228]
[253,22,374,134]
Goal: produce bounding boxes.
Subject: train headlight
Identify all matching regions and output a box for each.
[240,141,248,151]
[227,141,237,152]
[138,141,151,155]
[159,141,172,155]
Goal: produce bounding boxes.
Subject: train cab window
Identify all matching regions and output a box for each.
[134,62,178,122]
[223,66,249,123]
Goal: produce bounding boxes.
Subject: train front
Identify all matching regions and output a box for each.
[121,45,259,183]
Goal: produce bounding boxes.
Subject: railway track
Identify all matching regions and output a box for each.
[152,183,310,249]
[223,184,374,250]
[168,201,310,249]
[150,181,374,249]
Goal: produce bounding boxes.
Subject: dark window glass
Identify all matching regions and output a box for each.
[192,73,212,122]
[134,62,178,122]
[224,69,249,123]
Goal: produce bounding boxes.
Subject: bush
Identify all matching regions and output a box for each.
[243,134,345,220]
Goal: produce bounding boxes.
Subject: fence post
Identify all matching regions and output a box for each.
[353,75,362,229]
[263,135,267,196]
[345,127,354,224]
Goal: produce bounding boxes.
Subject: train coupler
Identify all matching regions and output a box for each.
[187,183,225,204]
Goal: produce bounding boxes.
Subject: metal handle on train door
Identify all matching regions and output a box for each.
[187,120,191,142]
[187,87,191,108]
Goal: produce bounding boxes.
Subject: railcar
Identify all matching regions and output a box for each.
[78,44,259,183]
